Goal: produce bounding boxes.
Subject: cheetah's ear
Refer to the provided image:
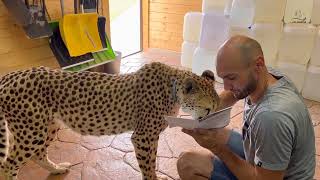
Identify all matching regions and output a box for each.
[183,78,198,94]
[201,70,215,81]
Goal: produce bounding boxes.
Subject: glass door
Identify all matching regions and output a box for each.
[109,0,141,57]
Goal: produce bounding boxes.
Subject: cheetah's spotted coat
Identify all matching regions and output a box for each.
[0,62,219,180]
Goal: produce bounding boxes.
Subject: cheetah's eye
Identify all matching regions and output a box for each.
[185,82,193,94]
[184,78,198,94]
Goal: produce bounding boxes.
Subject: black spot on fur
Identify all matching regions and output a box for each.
[25,153,31,158]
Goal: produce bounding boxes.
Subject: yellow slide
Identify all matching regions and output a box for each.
[59,13,103,57]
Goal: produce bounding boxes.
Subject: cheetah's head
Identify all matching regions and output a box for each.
[175,70,220,119]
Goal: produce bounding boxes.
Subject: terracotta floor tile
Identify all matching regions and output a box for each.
[161,128,205,158]
[314,114,320,127]
[309,103,320,126]
[120,66,131,74]
[315,126,320,138]
[57,128,81,144]
[304,99,315,108]
[127,66,141,73]
[82,148,140,180]
[309,103,320,115]
[157,133,174,158]
[18,162,83,180]
[157,157,179,180]
[110,132,134,153]
[48,141,89,165]
[315,156,320,180]
[17,162,50,180]
[316,138,320,156]
[80,135,116,150]
[124,62,146,67]
[123,152,140,172]
[139,49,181,62]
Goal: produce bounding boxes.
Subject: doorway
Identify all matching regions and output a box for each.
[109,0,142,57]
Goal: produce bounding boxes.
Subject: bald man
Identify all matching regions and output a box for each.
[177,35,315,180]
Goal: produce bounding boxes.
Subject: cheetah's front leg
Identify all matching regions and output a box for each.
[131,131,162,180]
[32,154,72,175]
[32,120,71,175]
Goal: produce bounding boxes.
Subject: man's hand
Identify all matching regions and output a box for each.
[182,128,231,154]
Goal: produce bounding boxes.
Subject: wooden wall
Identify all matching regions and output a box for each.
[0,1,57,75]
[148,0,202,52]
[0,0,110,75]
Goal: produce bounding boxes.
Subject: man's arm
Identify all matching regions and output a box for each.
[183,128,285,180]
[216,145,285,180]
[215,111,293,180]
[217,90,238,110]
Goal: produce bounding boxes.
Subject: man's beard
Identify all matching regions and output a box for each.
[233,73,258,99]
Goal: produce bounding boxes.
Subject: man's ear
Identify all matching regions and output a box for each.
[201,70,215,81]
[183,78,198,94]
[255,56,265,69]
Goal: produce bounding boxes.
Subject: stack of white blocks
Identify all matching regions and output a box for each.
[192,0,234,83]
[302,28,320,102]
[276,24,317,92]
[180,0,320,102]
[276,0,318,96]
[181,12,202,68]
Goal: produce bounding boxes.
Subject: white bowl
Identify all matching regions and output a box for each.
[164,107,232,129]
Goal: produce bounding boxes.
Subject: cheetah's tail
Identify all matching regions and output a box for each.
[0,112,8,163]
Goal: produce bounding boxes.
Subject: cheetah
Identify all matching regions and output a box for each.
[0,62,219,180]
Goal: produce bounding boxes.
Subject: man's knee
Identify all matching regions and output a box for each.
[177,150,213,179]
[177,151,200,180]
[177,151,197,170]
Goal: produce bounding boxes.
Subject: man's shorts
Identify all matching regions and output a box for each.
[210,130,245,180]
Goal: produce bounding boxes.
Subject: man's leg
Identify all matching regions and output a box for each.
[177,149,214,180]
[177,130,244,180]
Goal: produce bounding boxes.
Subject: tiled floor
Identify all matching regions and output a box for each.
[1,48,320,180]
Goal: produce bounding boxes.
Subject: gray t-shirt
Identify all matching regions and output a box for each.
[242,68,315,180]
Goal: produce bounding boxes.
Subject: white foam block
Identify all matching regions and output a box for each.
[191,47,223,83]
[199,12,230,51]
[284,0,313,23]
[311,0,320,25]
[183,12,203,42]
[181,41,199,69]
[228,26,251,37]
[230,0,255,27]
[278,24,317,65]
[224,0,233,17]
[310,29,320,66]
[276,62,307,92]
[249,23,283,67]
[202,0,227,14]
[254,0,286,23]
[302,65,320,102]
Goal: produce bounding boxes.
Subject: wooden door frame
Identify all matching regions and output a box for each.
[101,0,111,43]
[142,0,149,51]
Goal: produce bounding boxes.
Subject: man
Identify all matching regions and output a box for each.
[177,35,315,180]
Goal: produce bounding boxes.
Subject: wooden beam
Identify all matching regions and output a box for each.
[142,0,149,50]
[101,0,111,42]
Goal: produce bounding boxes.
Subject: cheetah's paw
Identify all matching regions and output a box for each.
[50,162,72,175]
[157,175,168,180]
